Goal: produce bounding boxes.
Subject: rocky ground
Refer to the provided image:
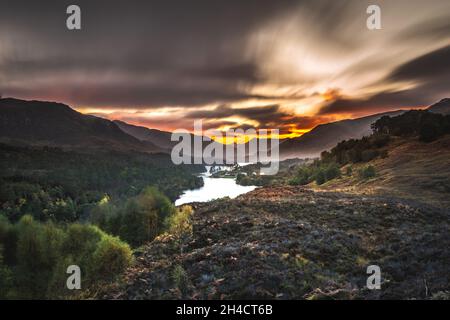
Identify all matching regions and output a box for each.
[101,186,450,300]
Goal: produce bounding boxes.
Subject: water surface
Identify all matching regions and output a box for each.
[175,166,257,206]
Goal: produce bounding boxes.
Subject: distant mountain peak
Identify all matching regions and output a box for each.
[431,98,450,106]
[428,98,450,115]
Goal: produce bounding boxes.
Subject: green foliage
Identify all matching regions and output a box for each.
[236,172,273,187]
[172,264,189,294]
[0,215,133,299]
[61,223,104,284]
[0,245,13,299]
[91,187,175,247]
[289,166,314,185]
[345,166,353,176]
[358,166,376,179]
[373,110,450,142]
[0,144,203,223]
[290,162,341,186]
[321,134,390,166]
[91,234,133,281]
[164,205,194,238]
[118,198,159,247]
[315,170,326,185]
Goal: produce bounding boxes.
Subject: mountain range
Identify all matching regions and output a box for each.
[0,97,449,159]
[0,98,161,153]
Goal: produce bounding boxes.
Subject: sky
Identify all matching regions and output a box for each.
[1,0,450,137]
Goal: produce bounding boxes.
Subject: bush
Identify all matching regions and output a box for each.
[315,170,326,185]
[420,123,440,142]
[324,164,341,181]
[118,198,160,247]
[89,195,116,229]
[290,163,341,186]
[345,166,353,176]
[0,215,133,299]
[0,246,13,299]
[289,166,314,185]
[164,205,193,238]
[172,264,189,294]
[14,215,48,298]
[96,187,175,247]
[359,166,376,179]
[91,234,133,281]
[323,133,392,165]
[61,223,105,286]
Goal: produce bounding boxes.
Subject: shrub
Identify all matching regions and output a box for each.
[315,170,326,185]
[0,216,17,265]
[102,187,176,247]
[165,205,193,238]
[62,223,104,285]
[91,234,132,281]
[172,264,189,294]
[117,198,159,247]
[46,255,77,299]
[420,123,440,142]
[0,246,12,299]
[345,166,353,176]
[0,215,133,299]
[359,166,376,179]
[89,195,117,229]
[324,164,341,180]
[289,166,314,185]
[13,216,68,298]
[290,163,341,186]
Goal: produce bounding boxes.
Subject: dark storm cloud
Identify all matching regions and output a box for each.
[318,90,429,115]
[1,0,450,127]
[388,45,450,82]
[319,44,450,115]
[4,80,272,108]
[0,0,297,106]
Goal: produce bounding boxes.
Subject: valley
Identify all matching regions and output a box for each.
[1,97,449,300]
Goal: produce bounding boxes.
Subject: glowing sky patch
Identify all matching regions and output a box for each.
[1,0,449,136]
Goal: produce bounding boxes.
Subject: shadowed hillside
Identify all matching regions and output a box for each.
[0,98,161,152]
[114,120,175,151]
[279,110,405,159]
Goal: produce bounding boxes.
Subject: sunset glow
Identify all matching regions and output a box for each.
[1,0,449,137]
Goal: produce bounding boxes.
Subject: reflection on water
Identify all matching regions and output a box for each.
[175,166,257,206]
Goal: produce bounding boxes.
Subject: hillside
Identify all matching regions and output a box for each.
[316,135,450,209]
[428,98,450,115]
[114,120,175,151]
[279,110,405,159]
[102,185,449,300]
[0,98,161,152]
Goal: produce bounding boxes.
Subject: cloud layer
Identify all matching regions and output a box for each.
[1,0,449,134]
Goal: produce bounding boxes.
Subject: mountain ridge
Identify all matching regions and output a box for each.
[0,97,161,153]
[428,98,450,115]
[279,110,406,159]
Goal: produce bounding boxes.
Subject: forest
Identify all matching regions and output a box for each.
[0,144,204,298]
